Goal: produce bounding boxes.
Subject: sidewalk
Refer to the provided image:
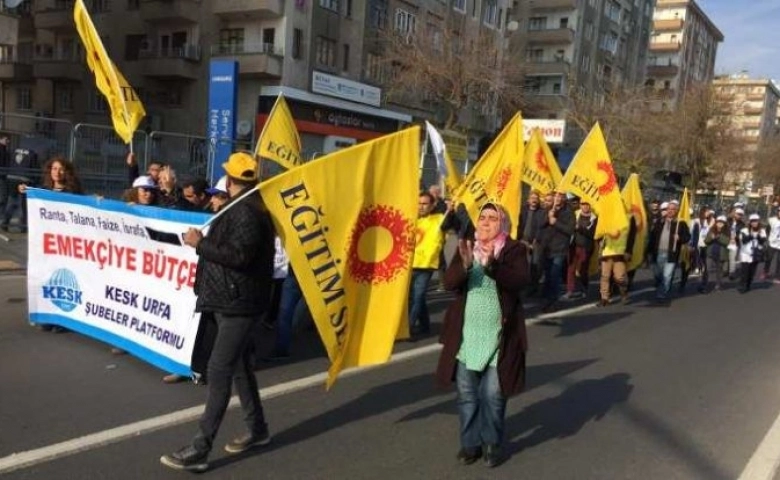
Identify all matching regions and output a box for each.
[0,230,27,274]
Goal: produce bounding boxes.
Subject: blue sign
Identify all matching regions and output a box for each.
[43,269,83,312]
[207,60,239,183]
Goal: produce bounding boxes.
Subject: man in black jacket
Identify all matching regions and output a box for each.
[538,191,575,311]
[161,152,274,472]
[648,200,691,303]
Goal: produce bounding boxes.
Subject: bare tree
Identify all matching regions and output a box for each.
[754,135,780,194]
[372,19,526,130]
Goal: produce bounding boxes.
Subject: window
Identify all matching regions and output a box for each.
[88,89,108,113]
[482,0,498,27]
[90,0,110,12]
[342,44,349,71]
[345,0,352,17]
[580,53,591,72]
[553,82,561,94]
[599,31,618,53]
[395,9,416,35]
[366,52,384,82]
[560,17,568,29]
[527,48,543,62]
[369,0,387,29]
[588,0,597,7]
[315,36,336,67]
[584,21,594,40]
[124,34,146,61]
[58,84,74,112]
[453,0,465,13]
[319,0,339,11]
[219,29,244,54]
[528,17,546,31]
[555,49,565,61]
[606,0,621,22]
[15,87,32,111]
[263,28,275,50]
[292,28,303,59]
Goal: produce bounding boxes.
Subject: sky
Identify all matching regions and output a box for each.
[698,0,780,81]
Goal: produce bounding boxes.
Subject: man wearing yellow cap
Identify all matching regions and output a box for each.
[161,152,275,472]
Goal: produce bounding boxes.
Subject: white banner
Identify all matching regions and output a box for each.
[523,119,566,143]
[26,189,210,375]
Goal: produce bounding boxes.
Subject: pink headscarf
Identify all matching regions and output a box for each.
[473,202,510,266]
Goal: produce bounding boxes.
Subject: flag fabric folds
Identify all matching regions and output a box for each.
[455,113,524,239]
[73,0,145,144]
[558,123,627,238]
[259,127,420,387]
[678,188,692,227]
[255,94,303,170]
[425,121,462,195]
[621,173,648,272]
[522,128,563,194]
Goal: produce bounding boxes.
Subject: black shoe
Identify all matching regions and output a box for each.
[595,299,609,307]
[0,224,7,232]
[224,430,272,454]
[160,446,209,472]
[483,444,503,468]
[456,447,482,465]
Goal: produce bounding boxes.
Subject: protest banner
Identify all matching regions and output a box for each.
[26,189,209,375]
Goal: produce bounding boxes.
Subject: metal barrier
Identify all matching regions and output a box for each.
[71,123,148,198]
[148,131,210,182]
[0,113,74,183]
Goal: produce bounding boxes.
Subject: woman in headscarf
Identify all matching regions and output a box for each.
[436,201,530,469]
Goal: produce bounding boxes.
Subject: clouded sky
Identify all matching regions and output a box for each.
[698,0,780,81]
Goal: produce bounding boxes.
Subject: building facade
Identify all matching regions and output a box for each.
[645,0,723,106]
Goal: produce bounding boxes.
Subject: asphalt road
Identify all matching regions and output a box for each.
[2,272,780,480]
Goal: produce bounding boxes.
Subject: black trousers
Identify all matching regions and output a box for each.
[193,312,266,453]
[741,262,759,291]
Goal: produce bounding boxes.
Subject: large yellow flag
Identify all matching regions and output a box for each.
[425,121,462,195]
[73,0,145,144]
[621,173,648,271]
[522,128,563,194]
[260,128,419,387]
[678,187,691,227]
[558,123,627,238]
[456,113,523,239]
[255,94,303,170]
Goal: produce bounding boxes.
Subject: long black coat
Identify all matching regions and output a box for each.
[436,239,530,397]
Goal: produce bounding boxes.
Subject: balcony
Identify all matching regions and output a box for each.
[647,63,679,77]
[0,54,33,81]
[33,50,83,80]
[649,40,681,52]
[747,92,765,101]
[139,0,200,24]
[525,58,571,75]
[744,105,764,115]
[212,0,283,20]
[653,19,684,31]
[140,44,202,80]
[210,43,283,78]
[529,0,577,11]
[33,0,74,32]
[527,28,575,45]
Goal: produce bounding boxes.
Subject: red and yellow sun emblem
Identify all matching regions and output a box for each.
[630,204,644,231]
[495,167,513,199]
[347,205,415,285]
[535,148,550,174]
[596,160,618,196]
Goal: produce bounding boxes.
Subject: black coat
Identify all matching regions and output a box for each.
[648,219,691,264]
[537,205,575,256]
[193,187,274,315]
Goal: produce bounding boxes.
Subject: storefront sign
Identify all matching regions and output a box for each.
[312,71,381,107]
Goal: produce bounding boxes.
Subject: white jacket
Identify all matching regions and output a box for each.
[768,217,780,250]
[738,227,767,263]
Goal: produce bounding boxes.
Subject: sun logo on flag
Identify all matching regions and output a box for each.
[630,205,644,231]
[535,148,550,174]
[495,167,513,199]
[596,160,618,196]
[347,205,415,285]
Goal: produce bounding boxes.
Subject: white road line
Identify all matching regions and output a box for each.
[0,288,653,474]
[738,411,780,480]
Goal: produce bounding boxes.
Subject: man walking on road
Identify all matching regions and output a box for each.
[649,201,691,303]
[160,152,275,472]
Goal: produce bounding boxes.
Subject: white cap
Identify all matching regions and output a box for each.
[735,208,745,215]
[206,176,228,195]
[132,175,157,189]
[660,202,669,210]
[716,215,727,223]
[734,202,745,208]
[749,213,760,221]
[669,199,680,206]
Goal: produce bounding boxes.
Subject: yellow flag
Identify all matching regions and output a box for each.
[678,188,691,227]
[456,113,524,239]
[621,173,648,271]
[260,127,419,388]
[255,94,303,170]
[558,123,627,238]
[522,128,563,194]
[73,0,145,144]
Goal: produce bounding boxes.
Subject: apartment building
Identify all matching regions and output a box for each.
[520,0,655,130]
[713,74,780,150]
[646,0,723,106]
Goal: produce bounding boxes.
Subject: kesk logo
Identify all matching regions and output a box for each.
[42,269,83,312]
[347,205,415,285]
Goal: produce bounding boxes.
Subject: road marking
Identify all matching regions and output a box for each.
[738,410,780,480]
[0,287,653,474]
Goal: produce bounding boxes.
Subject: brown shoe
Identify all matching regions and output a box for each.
[162,374,187,384]
[595,299,609,307]
[110,347,126,355]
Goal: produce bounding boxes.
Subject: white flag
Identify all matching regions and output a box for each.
[425,121,448,178]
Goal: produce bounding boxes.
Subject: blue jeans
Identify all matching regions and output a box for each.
[274,271,303,355]
[653,252,676,299]
[193,312,266,453]
[542,254,566,303]
[456,362,506,449]
[408,269,433,332]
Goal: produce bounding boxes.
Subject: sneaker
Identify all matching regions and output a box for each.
[456,447,482,466]
[110,347,126,355]
[162,374,187,384]
[483,444,503,468]
[160,445,209,472]
[224,430,272,454]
